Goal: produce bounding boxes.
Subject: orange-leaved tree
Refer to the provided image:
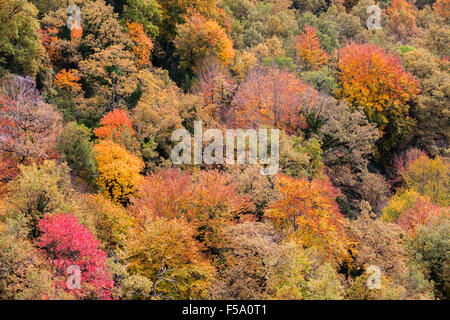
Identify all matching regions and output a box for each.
[127,21,154,69]
[130,169,252,251]
[231,66,308,133]
[396,197,446,236]
[265,174,354,265]
[337,42,419,159]
[94,108,135,140]
[296,25,329,71]
[54,69,81,92]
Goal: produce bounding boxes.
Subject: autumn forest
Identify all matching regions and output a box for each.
[0,0,449,301]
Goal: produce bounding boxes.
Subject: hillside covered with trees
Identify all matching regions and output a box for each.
[0,0,449,300]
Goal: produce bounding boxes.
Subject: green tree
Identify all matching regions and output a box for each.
[401,48,449,156]
[57,122,97,186]
[122,0,162,37]
[318,102,383,216]
[5,160,84,238]
[0,229,62,299]
[408,216,450,299]
[0,0,43,76]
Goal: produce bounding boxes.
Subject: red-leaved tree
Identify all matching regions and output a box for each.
[36,214,114,299]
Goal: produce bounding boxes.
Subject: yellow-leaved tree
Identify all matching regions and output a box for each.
[94,140,144,206]
[174,10,235,72]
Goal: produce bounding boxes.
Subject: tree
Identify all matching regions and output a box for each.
[0,75,62,164]
[0,230,59,300]
[80,194,135,253]
[325,4,365,45]
[266,174,353,265]
[433,0,450,22]
[126,216,215,299]
[250,36,286,61]
[408,215,450,299]
[296,10,339,54]
[231,50,258,82]
[301,67,338,95]
[57,122,97,185]
[94,108,135,140]
[131,69,184,170]
[94,108,140,156]
[41,0,131,68]
[337,42,420,159]
[224,0,298,49]
[422,22,450,58]
[386,0,418,42]
[278,132,323,179]
[357,171,391,217]
[306,263,345,300]
[315,102,385,217]
[227,164,280,217]
[319,102,379,172]
[123,0,162,37]
[126,22,154,69]
[192,58,236,122]
[401,153,449,206]
[296,25,329,71]
[401,48,449,156]
[174,11,235,72]
[130,169,194,221]
[211,220,346,300]
[158,0,224,40]
[390,147,424,188]
[5,160,82,239]
[347,208,434,299]
[0,152,19,184]
[382,189,441,229]
[210,221,310,299]
[188,170,252,250]
[350,208,406,276]
[130,169,251,252]
[413,68,449,154]
[36,213,114,299]
[230,66,308,133]
[54,69,82,93]
[293,0,328,14]
[94,140,144,206]
[0,0,43,76]
[347,270,409,300]
[396,196,444,236]
[78,45,138,120]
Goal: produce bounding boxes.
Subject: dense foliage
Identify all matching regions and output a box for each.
[0,0,448,300]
